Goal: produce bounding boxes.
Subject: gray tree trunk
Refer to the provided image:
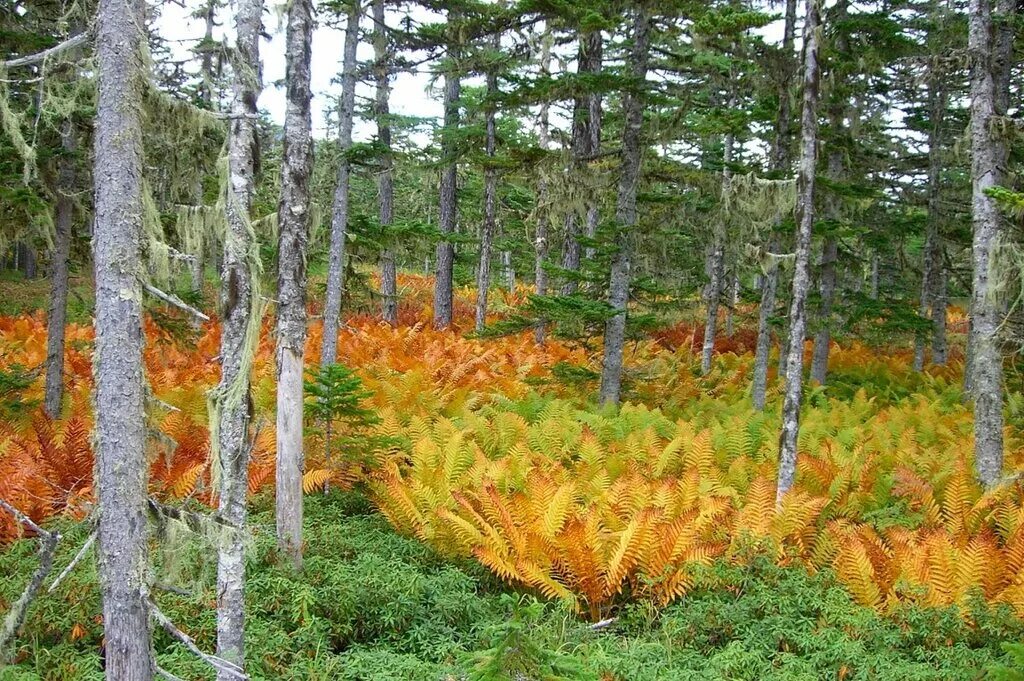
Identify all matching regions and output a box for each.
[44,121,76,419]
[215,0,263,670]
[433,20,460,330]
[275,0,313,572]
[967,0,1009,487]
[560,30,602,296]
[321,2,360,364]
[932,254,948,365]
[93,0,154,676]
[475,34,499,332]
[701,135,733,376]
[916,81,948,371]
[599,7,650,406]
[534,28,552,345]
[776,0,822,505]
[374,0,397,325]
[810,237,837,384]
[752,0,797,410]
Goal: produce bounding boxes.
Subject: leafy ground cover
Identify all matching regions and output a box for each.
[2,275,1024,679]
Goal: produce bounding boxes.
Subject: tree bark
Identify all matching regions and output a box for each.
[274,0,313,572]
[475,33,499,332]
[215,0,263,670]
[534,28,552,345]
[44,121,76,419]
[752,0,797,410]
[374,0,397,326]
[967,0,1009,487]
[810,236,837,384]
[433,15,461,330]
[701,135,733,376]
[322,2,360,364]
[599,7,650,406]
[92,0,154,675]
[776,0,822,505]
[916,80,947,371]
[560,30,602,296]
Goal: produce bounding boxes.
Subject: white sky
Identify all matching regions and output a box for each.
[155,1,446,140]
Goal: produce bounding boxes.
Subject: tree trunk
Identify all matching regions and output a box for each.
[44,121,76,420]
[776,0,822,505]
[932,254,948,365]
[534,28,552,345]
[560,30,602,296]
[275,0,313,572]
[475,34,499,332]
[701,135,733,376]
[374,0,397,326]
[752,239,779,410]
[599,7,650,406]
[93,0,154,676]
[967,0,1009,487]
[810,237,837,384]
[433,19,460,330]
[916,81,947,371]
[215,0,263,670]
[752,0,797,410]
[321,2,360,364]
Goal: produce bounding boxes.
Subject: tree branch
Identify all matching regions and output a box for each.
[149,599,248,680]
[47,530,95,593]
[0,499,61,655]
[1,33,90,69]
[143,283,210,322]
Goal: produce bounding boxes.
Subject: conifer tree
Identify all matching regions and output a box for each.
[599,4,651,406]
[92,0,154,674]
[433,6,463,329]
[214,0,264,668]
[323,0,362,364]
[275,0,314,570]
[375,0,398,325]
[966,0,1012,487]
[777,0,822,504]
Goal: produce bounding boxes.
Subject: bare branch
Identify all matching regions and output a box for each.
[149,599,248,680]
[2,33,90,69]
[48,531,96,593]
[156,667,186,681]
[0,499,61,655]
[143,283,210,322]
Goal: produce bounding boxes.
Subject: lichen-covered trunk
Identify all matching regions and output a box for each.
[810,237,837,384]
[375,0,397,326]
[44,121,75,420]
[433,36,460,330]
[321,2,360,364]
[560,30,602,296]
[534,29,552,345]
[275,0,313,571]
[776,0,821,505]
[752,0,797,410]
[215,0,263,670]
[701,136,733,376]
[599,7,649,406]
[752,240,779,410]
[967,0,1008,488]
[92,0,153,676]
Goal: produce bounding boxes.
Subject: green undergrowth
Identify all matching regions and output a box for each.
[1,491,1023,680]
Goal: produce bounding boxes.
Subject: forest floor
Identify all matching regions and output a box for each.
[1,272,1024,680]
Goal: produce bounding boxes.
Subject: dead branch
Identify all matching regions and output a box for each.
[143,283,211,322]
[1,33,90,69]
[149,599,248,680]
[47,530,96,593]
[0,499,61,655]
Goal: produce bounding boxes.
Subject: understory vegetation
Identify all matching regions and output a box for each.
[1,278,1023,679]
